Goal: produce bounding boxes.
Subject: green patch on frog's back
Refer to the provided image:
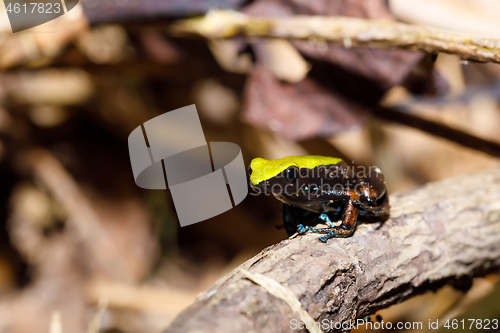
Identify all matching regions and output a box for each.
[250,155,343,185]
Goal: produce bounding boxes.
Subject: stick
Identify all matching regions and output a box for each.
[169,10,500,64]
[372,106,500,158]
[26,149,131,279]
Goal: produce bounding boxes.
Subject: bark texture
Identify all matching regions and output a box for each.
[165,168,500,333]
[170,10,500,64]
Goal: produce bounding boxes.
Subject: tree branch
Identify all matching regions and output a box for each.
[372,106,500,158]
[164,168,500,332]
[169,10,500,64]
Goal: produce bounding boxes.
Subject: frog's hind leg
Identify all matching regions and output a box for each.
[357,192,390,222]
[283,204,316,236]
[304,199,359,242]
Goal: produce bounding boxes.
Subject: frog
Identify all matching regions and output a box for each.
[248,155,390,242]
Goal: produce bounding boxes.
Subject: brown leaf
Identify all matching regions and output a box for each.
[243,0,424,90]
[242,66,368,141]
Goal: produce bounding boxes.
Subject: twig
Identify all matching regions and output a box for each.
[86,278,198,315]
[169,10,500,64]
[86,297,108,333]
[164,167,500,332]
[241,269,323,333]
[26,149,131,279]
[372,106,500,158]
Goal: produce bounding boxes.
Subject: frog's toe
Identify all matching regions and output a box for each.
[318,231,337,242]
[318,236,328,243]
[297,224,308,233]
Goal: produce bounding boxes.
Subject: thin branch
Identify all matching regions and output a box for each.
[169,10,500,64]
[26,149,132,279]
[372,106,500,158]
[164,168,500,332]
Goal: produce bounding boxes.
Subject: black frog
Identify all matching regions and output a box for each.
[249,155,390,242]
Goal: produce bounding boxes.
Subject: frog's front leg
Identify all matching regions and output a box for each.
[318,199,359,242]
[298,199,359,242]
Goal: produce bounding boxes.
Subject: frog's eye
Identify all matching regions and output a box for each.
[285,166,298,181]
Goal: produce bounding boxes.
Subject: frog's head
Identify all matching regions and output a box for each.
[248,156,343,204]
[356,168,387,205]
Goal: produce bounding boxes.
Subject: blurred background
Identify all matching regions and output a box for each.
[0,0,499,332]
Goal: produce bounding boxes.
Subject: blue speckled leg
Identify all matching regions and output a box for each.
[319,213,336,228]
[297,213,336,235]
[297,222,338,242]
[298,199,359,242]
[318,231,337,243]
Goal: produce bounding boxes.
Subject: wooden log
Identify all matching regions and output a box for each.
[164,168,500,332]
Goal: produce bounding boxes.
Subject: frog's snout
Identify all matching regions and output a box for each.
[249,182,260,194]
[248,173,268,193]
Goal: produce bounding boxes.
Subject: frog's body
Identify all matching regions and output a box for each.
[249,156,390,242]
